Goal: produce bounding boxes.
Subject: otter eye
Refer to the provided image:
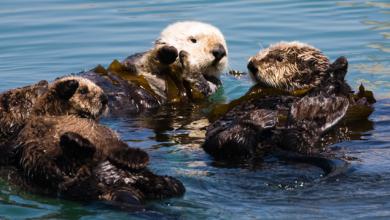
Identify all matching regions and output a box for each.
[276,57,284,62]
[191,39,197,43]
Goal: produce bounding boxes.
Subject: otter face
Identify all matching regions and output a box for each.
[64,77,109,119]
[0,80,48,139]
[156,21,228,76]
[34,77,108,119]
[247,41,330,91]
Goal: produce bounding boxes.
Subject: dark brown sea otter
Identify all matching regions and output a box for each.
[0,76,185,206]
[202,42,353,163]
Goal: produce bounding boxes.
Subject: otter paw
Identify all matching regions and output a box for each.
[108,147,150,170]
[56,79,79,100]
[179,50,190,69]
[156,45,178,65]
[283,95,349,153]
[60,132,96,159]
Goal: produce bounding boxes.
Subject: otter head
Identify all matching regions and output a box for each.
[155,21,228,76]
[32,76,108,120]
[247,41,330,91]
[0,80,48,139]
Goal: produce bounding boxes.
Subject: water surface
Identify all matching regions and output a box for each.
[1,0,390,219]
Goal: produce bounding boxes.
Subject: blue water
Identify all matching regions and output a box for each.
[1,0,390,219]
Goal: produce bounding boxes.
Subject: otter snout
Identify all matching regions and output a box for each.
[212,43,226,63]
[247,60,258,74]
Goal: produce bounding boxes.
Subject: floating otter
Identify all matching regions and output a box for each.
[1,76,185,205]
[202,42,352,163]
[77,21,228,113]
[0,80,48,144]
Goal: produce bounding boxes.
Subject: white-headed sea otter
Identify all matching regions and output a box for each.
[78,21,228,114]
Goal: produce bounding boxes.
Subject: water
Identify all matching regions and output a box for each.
[1,0,390,219]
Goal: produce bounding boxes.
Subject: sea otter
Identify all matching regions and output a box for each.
[0,80,48,144]
[202,42,352,161]
[0,76,185,205]
[77,21,228,113]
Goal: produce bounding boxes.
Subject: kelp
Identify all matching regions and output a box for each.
[229,70,247,76]
[107,60,162,103]
[291,87,314,96]
[166,73,181,103]
[93,61,206,105]
[356,83,376,104]
[209,83,376,124]
[91,65,108,76]
[343,84,376,123]
[209,87,290,123]
[91,65,121,85]
[163,64,205,102]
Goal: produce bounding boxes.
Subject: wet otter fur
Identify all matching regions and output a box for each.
[0,80,48,144]
[6,116,184,204]
[202,51,351,162]
[0,76,185,205]
[247,41,332,92]
[78,21,227,113]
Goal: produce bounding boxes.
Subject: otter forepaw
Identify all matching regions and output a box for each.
[107,147,150,170]
[179,50,190,69]
[156,45,178,65]
[60,132,96,159]
[56,79,79,100]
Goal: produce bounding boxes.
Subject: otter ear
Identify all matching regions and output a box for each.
[331,56,348,79]
[35,80,48,88]
[33,80,49,97]
[55,80,79,100]
[60,132,96,160]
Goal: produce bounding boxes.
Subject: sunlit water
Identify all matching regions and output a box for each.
[1,0,390,219]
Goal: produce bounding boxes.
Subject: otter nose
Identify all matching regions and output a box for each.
[100,93,108,106]
[212,43,226,63]
[247,60,258,73]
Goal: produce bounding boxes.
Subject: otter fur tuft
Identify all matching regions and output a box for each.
[0,80,48,144]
